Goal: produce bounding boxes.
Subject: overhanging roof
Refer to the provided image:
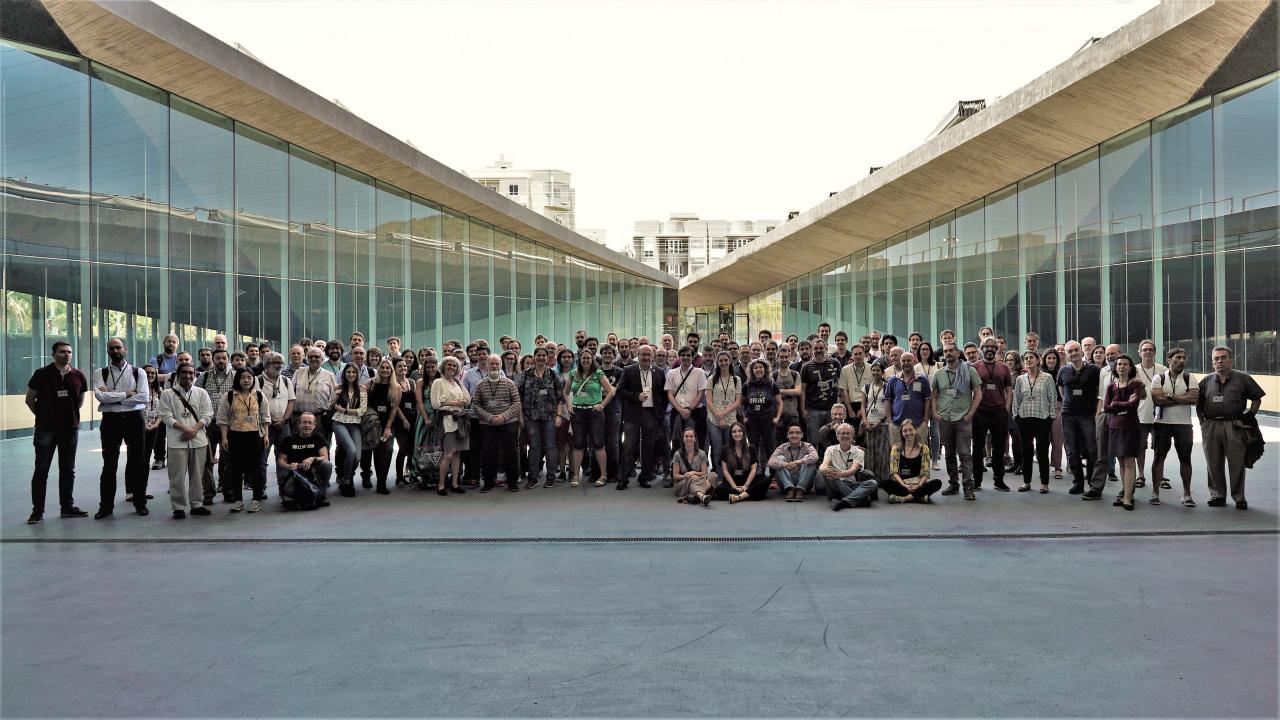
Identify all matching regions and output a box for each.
[677,0,1275,307]
[37,0,676,287]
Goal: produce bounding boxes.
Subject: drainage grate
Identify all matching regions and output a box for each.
[3,529,1275,545]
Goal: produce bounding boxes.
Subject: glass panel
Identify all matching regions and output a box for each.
[1020,167,1057,345]
[3,256,87,431]
[374,182,410,344]
[929,213,955,343]
[1102,125,1154,347]
[906,223,931,339]
[1057,147,1102,341]
[409,196,441,349]
[169,97,232,276]
[492,229,514,342]
[288,146,334,283]
[955,199,986,342]
[234,124,287,344]
[335,165,374,337]
[467,219,493,341]
[440,208,467,344]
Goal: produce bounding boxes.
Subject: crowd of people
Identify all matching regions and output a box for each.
[23,323,1267,523]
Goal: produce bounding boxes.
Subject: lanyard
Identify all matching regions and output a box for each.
[108,363,132,392]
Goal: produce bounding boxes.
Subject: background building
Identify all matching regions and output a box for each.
[677,0,1277,404]
[0,2,675,436]
[631,214,779,278]
[468,156,577,230]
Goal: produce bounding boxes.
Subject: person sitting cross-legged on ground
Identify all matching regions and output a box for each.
[716,422,769,503]
[883,419,941,504]
[768,424,819,503]
[820,423,878,511]
[671,427,714,507]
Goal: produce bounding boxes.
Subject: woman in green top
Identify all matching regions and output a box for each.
[565,348,616,488]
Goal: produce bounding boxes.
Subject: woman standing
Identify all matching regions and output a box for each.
[412,354,441,490]
[1013,350,1057,492]
[217,368,270,512]
[707,351,742,470]
[551,348,577,487]
[914,341,940,468]
[143,364,165,470]
[741,359,782,475]
[412,348,433,381]
[365,358,401,495]
[1003,350,1024,476]
[392,357,417,487]
[330,364,368,497]
[671,428,714,506]
[717,422,765,503]
[1041,349,1065,479]
[884,419,940,503]
[565,348,615,488]
[1105,354,1144,511]
[430,356,471,496]
[858,363,891,483]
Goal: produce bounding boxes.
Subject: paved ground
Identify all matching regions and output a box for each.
[1,423,1277,718]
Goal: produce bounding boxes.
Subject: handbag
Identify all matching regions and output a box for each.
[360,411,382,450]
[414,414,444,477]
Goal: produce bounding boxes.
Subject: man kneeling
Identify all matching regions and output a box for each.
[277,412,331,511]
[820,423,878,511]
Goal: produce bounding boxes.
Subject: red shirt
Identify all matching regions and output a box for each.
[27,363,88,430]
[973,360,1012,411]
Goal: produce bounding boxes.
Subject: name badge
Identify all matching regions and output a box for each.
[538,388,548,397]
[56,389,69,398]
[986,383,997,391]
[1115,410,1127,415]
[912,382,921,392]
[377,405,387,412]
[946,388,958,398]
[1072,388,1083,396]
[1212,395,1224,404]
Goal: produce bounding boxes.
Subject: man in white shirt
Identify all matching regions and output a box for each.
[819,424,878,510]
[93,338,151,518]
[159,363,213,518]
[1149,347,1197,507]
[257,352,296,486]
[292,348,337,442]
[1132,339,1167,489]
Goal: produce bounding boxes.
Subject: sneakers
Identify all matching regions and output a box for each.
[151,460,164,470]
[1068,484,1084,495]
[60,507,88,518]
[941,484,960,496]
[1082,490,1102,501]
[173,510,186,519]
[248,500,262,513]
[887,494,905,504]
[229,501,245,512]
[525,477,538,490]
[1207,497,1227,507]
[191,506,212,516]
[963,489,976,501]
[26,512,41,524]
[993,482,1011,493]
[569,479,580,488]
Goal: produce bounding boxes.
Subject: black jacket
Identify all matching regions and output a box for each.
[617,364,667,423]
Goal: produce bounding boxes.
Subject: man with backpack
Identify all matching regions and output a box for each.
[933,343,982,500]
[198,348,236,504]
[153,334,181,384]
[276,412,331,511]
[1149,347,1197,508]
[93,338,151,518]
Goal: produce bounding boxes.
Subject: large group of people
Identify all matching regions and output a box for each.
[23,322,1267,523]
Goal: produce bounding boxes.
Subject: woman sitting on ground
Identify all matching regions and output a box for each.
[884,419,941,504]
[671,427,714,507]
[717,422,767,503]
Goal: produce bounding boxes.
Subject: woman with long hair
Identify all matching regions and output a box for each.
[142,363,165,471]
[672,427,714,506]
[551,347,576,486]
[412,354,441,489]
[330,364,367,497]
[430,356,470,496]
[1041,348,1065,479]
[707,350,743,470]
[858,362,891,483]
[1105,354,1144,511]
[218,367,270,511]
[1003,350,1024,476]
[717,422,765,503]
[365,358,402,495]
[565,348,615,488]
[914,341,940,468]
[392,357,417,487]
[883,419,940,503]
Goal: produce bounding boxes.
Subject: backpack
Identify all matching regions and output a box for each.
[101,365,146,393]
[280,469,327,511]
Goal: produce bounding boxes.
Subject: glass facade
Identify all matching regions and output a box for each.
[0,40,666,435]
[741,71,1278,375]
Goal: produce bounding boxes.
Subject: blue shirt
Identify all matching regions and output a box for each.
[884,374,931,426]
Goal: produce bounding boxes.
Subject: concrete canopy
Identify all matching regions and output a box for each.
[38,0,677,288]
[676,0,1275,307]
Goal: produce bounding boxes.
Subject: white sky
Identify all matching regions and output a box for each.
[156,0,1160,253]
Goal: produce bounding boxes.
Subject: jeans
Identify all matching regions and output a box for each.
[1062,413,1097,490]
[332,422,363,483]
[971,407,1008,487]
[774,463,816,492]
[706,422,733,472]
[1019,416,1052,486]
[479,423,521,488]
[621,411,662,484]
[99,410,148,510]
[825,473,879,507]
[603,409,622,481]
[31,426,79,514]
[525,416,559,482]
[805,409,831,446]
[938,418,973,490]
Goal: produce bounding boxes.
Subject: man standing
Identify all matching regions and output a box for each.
[798,339,842,445]
[341,331,365,363]
[1196,346,1265,509]
[282,344,305,380]
[933,344,982,500]
[292,348,337,442]
[617,344,667,490]
[971,337,1012,492]
[837,344,870,436]
[471,354,523,492]
[24,341,90,523]
[153,333,181,384]
[883,352,931,449]
[1150,347,1197,507]
[1024,332,1041,354]
[1094,343,1123,486]
[94,338,151,518]
[158,363,213,519]
[198,348,236,504]
[1057,341,1101,498]
[257,352,296,488]
[1132,339,1166,489]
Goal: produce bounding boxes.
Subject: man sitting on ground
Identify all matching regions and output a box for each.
[277,412,331,510]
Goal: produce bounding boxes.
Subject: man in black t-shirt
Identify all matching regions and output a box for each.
[799,339,843,445]
[277,413,332,492]
[25,341,90,524]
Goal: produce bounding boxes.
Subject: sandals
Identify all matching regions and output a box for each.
[1160,478,1172,489]
[1039,485,1049,494]
[1018,484,1031,492]
[1112,497,1125,507]
[729,493,742,505]
[1181,496,1196,507]
[1053,469,1063,480]
[593,479,606,487]
[1149,496,1161,505]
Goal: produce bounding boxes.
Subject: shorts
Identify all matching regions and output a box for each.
[1139,422,1153,450]
[571,407,604,450]
[1152,424,1192,463]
